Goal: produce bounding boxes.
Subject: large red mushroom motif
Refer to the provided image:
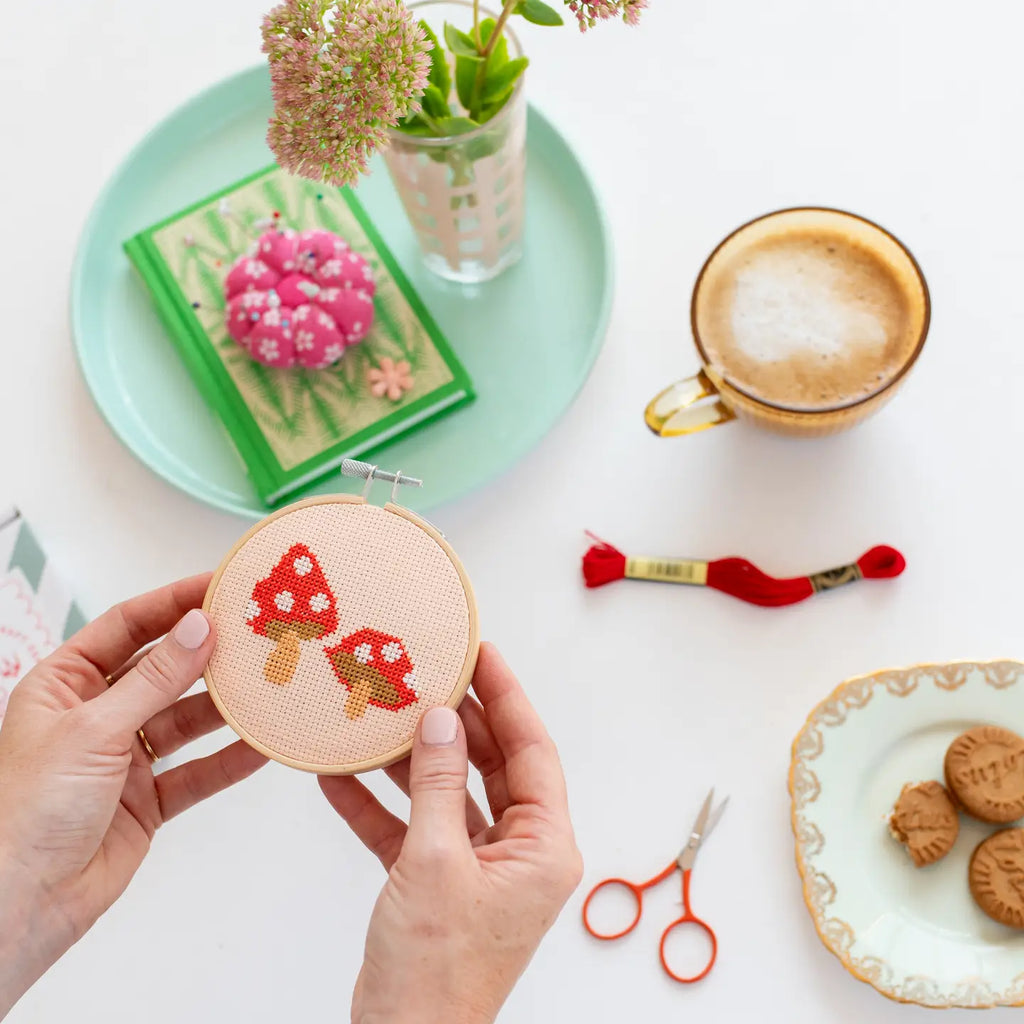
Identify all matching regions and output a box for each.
[325,629,419,720]
[247,544,338,685]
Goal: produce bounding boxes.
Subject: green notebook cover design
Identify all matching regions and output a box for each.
[124,165,474,506]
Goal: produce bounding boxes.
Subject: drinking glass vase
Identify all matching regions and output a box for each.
[384,1,527,284]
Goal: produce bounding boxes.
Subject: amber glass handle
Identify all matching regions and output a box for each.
[644,369,736,437]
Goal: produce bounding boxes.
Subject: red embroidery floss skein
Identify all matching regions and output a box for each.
[582,533,905,607]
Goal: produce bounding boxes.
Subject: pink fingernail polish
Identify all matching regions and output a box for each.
[174,609,210,650]
[421,706,458,746]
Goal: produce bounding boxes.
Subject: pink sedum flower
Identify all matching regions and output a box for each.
[566,0,647,31]
[620,0,647,25]
[262,0,431,187]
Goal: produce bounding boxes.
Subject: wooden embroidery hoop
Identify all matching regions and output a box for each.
[203,470,479,775]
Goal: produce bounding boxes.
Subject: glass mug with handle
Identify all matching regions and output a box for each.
[645,208,931,439]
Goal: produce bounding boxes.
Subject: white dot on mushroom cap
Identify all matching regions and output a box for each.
[382,641,403,663]
[354,642,374,664]
[274,591,294,612]
[309,593,330,613]
[403,670,418,694]
[246,599,260,621]
[294,555,313,576]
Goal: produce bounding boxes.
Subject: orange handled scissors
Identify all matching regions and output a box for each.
[582,788,728,983]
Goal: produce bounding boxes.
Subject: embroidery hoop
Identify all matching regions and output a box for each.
[202,466,479,775]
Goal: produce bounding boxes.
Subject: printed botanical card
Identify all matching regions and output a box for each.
[124,165,474,505]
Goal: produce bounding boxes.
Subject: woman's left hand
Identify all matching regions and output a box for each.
[0,574,268,1019]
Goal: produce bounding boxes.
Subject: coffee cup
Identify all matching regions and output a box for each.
[645,208,930,438]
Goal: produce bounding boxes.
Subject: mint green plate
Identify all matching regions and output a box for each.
[72,65,613,517]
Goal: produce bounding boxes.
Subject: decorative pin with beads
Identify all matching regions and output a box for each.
[203,462,477,774]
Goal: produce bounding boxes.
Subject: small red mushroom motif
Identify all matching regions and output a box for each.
[248,544,338,686]
[325,629,419,720]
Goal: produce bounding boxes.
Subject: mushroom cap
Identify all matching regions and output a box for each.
[248,543,339,641]
[325,628,418,711]
[224,228,375,368]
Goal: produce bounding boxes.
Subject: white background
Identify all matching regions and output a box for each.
[3,0,1024,1020]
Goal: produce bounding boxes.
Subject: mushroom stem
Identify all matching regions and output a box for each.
[265,629,301,686]
[344,680,372,720]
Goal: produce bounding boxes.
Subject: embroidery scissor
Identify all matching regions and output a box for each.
[582,788,728,983]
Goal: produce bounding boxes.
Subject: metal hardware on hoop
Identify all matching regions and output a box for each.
[342,460,424,502]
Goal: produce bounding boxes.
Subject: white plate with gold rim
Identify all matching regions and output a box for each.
[790,660,1024,1008]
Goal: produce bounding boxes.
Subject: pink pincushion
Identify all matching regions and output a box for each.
[225,228,376,369]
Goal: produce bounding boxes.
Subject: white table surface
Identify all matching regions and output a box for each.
[3,0,1022,1020]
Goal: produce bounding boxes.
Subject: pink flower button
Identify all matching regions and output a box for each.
[367,357,414,401]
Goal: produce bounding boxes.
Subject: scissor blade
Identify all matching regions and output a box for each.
[690,788,715,839]
[703,796,729,843]
[677,789,715,869]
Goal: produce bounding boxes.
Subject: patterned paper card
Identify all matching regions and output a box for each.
[0,510,86,725]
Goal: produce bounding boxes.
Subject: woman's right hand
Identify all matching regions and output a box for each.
[319,643,583,1024]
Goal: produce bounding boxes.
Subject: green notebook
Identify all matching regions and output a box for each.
[124,165,474,506]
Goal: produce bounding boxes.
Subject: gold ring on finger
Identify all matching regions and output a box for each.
[104,674,159,763]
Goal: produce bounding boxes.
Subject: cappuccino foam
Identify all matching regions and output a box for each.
[697,231,919,411]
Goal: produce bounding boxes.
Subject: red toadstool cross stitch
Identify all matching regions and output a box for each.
[202,494,478,775]
[326,628,418,720]
[248,543,338,685]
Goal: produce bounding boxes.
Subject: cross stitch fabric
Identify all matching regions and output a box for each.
[205,498,476,772]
